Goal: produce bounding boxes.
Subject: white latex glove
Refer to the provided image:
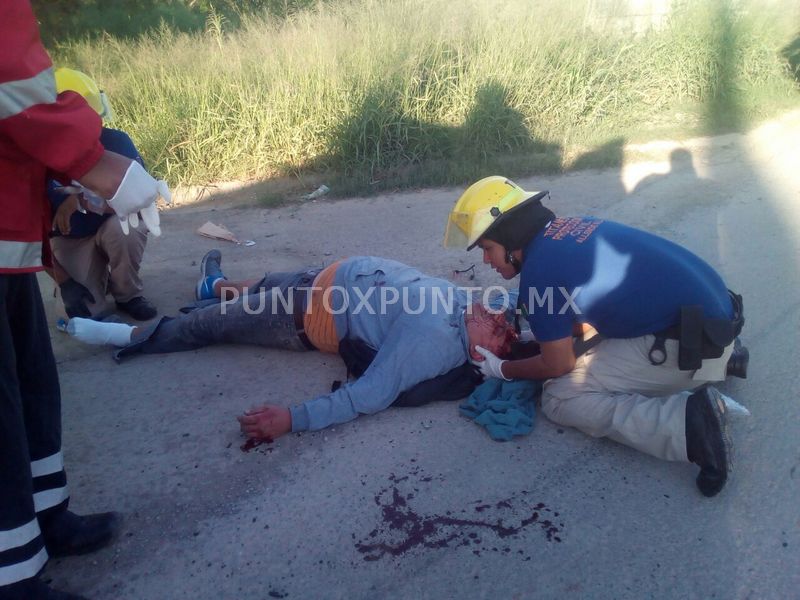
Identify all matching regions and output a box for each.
[472,345,511,381]
[518,329,537,343]
[106,161,171,236]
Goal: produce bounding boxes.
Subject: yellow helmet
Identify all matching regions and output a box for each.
[54,68,113,121]
[444,176,544,249]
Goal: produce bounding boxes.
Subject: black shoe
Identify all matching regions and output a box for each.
[726,337,749,379]
[0,577,88,600]
[685,387,732,497]
[116,296,157,321]
[40,510,122,558]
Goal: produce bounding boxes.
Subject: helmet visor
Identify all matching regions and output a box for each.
[443,186,538,249]
[444,206,498,249]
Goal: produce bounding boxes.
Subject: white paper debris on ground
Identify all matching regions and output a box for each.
[720,393,751,417]
[244,240,256,247]
[302,184,330,201]
[197,221,240,244]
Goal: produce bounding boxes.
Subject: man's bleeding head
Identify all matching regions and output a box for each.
[464,302,518,360]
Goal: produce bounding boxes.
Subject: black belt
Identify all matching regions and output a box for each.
[656,290,744,341]
[650,289,744,367]
[293,271,319,351]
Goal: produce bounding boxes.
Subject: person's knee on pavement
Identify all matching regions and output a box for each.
[540,390,612,439]
[540,391,561,422]
[540,387,586,430]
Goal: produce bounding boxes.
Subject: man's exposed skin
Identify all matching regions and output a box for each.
[78,150,131,200]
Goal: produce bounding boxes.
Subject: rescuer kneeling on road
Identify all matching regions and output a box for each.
[444,176,748,497]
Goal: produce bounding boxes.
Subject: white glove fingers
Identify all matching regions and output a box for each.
[157,180,172,205]
[140,202,162,237]
[128,212,139,229]
[118,216,130,235]
[471,345,510,380]
[107,162,172,231]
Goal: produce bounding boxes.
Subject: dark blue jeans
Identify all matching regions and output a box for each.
[115,269,321,361]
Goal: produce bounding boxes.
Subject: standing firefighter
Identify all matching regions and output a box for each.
[444,176,747,497]
[0,1,169,598]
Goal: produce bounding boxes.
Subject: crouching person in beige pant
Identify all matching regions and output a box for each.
[445,176,747,497]
[50,215,153,319]
[48,125,158,321]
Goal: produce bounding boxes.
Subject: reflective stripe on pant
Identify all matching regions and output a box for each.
[0,274,69,587]
[541,334,731,462]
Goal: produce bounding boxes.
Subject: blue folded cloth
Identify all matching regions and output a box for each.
[459,378,541,441]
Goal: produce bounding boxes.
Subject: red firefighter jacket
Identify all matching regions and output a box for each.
[0,0,104,273]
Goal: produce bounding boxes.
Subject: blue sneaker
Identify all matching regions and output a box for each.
[196,249,225,300]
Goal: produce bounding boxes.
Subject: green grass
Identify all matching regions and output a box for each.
[50,0,800,196]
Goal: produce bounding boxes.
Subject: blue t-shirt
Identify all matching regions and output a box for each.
[518,217,734,341]
[48,128,144,239]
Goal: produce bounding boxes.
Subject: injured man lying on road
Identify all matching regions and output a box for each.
[68,252,520,441]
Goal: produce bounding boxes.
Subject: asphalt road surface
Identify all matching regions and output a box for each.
[43,111,800,599]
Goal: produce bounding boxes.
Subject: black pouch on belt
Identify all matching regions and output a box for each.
[677,299,742,371]
[701,317,738,359]
[678,305,705,370]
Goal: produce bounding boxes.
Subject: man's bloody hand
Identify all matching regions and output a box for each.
[237,405,291,440]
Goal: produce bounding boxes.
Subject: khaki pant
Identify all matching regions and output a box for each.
[541,334,733,462]
[51,218,147,317]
